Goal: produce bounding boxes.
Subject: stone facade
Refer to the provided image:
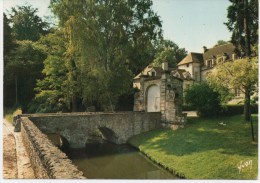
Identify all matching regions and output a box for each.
[177,43,245,104]
[20,117,85,178]
[133,63,187,129]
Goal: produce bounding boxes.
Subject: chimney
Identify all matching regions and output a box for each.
[203,46,208,53]
[162,62,168,71]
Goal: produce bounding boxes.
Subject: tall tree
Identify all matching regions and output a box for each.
[9,5,50,41]
[225,0,258,57]
[4,5,52,111]
[29,30,69,113]
[225,0,258,122]
[3,13,15,55]
[49,0,162,111]
[152,39,187,68]
[208,57,258,121]
[4,40,46,110]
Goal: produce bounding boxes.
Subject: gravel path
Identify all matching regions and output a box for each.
[3,119,35,179]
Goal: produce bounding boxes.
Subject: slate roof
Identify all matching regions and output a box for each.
[177,52,204,66]
[134,64,193,81]
[134,44,236,80]
[203,43,235,61]
[134,65,163,80]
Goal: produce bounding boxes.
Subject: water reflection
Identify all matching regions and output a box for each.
[64,142,177,179]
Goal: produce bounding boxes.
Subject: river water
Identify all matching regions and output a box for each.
[63,142,177,179]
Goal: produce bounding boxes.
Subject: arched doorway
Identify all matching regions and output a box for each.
[147,85,160,112]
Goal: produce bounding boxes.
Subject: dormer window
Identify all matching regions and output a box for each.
[151,71,156,77]
[148,69,156,77]
[171,70,180,78]
[207,60,213,67]
[223,55,227,61]
[183,71,191,79]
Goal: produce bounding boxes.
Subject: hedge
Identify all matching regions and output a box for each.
[221,104,258,116]
[183,104,258,116]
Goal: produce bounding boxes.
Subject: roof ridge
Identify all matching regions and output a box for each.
[190,52,203,54]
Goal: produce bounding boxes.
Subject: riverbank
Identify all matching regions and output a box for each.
[2,119,35,179]
[3,120,17,178]
[129,114,258,179]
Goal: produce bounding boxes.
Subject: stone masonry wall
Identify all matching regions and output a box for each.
[29,112,161,148]
[20,117,85,179]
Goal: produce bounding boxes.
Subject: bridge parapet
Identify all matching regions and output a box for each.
[20,117,85,178]
[29,112,161,148]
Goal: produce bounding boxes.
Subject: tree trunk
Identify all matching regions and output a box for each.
[244,88,250,121]
[71,96,78,112]
[250,113,255,141]
[244,0,251,57]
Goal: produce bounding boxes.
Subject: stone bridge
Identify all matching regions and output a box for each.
[17,112,161,148]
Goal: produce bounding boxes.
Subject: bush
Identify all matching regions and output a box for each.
[185,82,222,117]
[221,104,258,116]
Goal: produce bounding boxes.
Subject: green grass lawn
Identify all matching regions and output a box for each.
[129,115,258,179]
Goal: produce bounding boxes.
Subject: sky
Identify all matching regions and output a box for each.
[3,0,232,53]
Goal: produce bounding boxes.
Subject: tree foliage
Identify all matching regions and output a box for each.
[214,40,229,47]
[185,82,222,117]
[225,0,258,56]
[49,0,163,111]
[29,30,69,113]
[4,40,46,110]
[9,5,50,41]
[4,5,51,111]
[207,57,258,120]
[152,39,187,68]
[3,13,15,55]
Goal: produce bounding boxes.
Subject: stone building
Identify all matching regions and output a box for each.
[176,43,244,103]
[132,43,246,128]
[133,62,187,128]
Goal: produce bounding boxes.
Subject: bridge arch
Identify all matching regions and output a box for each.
[47,133,70,149]
[87,126,120,144]
[98,127,119,143]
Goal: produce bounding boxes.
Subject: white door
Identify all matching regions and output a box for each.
[147,85,160,112]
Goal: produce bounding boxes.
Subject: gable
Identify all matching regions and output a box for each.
[177,52,203,66]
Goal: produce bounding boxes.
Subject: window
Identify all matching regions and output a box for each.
[208,60,211,67]
[148,70,156,77]
[187,63,189,67]
[207,60,214,67]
